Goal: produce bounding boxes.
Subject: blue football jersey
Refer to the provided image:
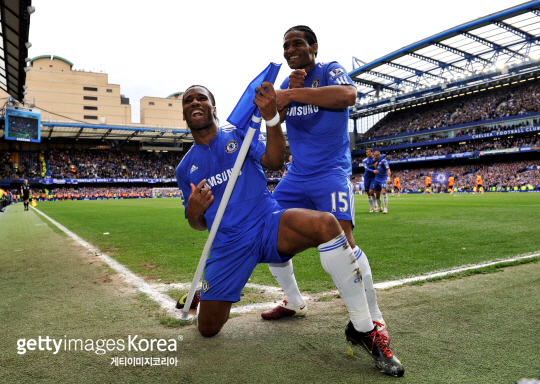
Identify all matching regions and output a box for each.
[374,159,390,183]
[285,162,292,172]
[280,62,354,181]
[176,127,280,248]
[363,154,386,178]
[363,156,375,179]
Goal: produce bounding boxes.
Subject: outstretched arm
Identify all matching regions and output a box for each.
[254,82,286,171]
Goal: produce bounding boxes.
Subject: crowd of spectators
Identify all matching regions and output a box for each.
[6,186,182,201]
[0,149,186,180]
[0,150,13,179]
[363,78,540,140]
[383,133,540,161]
[48,149,126,179]
[3,145,538,194]
[47,187,156,198]
[1,148,289,181]
[0,150,40,179]
[368,120,534,148]
[122,151,183,179]
[379,160,540,192]
[352,133,540,164]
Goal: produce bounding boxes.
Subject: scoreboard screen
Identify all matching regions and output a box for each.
[4,106,41,143]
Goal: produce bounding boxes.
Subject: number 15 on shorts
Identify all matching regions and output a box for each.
[330,191,348,212]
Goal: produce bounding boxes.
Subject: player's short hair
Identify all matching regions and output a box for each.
[284,25,318,57]
[366,147,373,152]
[182,85,216,107]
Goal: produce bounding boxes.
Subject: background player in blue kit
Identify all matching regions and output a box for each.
[371,151,391,214]
[283,154,292,176]
[363,148,378,212]
[262,25,394,350]
[176,84,403,377]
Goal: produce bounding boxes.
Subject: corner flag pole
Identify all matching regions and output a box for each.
[180,112,261,320]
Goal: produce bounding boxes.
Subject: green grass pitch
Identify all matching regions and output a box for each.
[35,193,540,293]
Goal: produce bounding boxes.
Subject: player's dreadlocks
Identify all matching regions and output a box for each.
[284,25,318,57]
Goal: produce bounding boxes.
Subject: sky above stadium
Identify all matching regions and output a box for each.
[28,0,527,127]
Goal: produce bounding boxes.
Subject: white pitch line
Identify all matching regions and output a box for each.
[373,252,540,289]
[33,206,540,317]
[33,207,182,319]
[154,281,284,295]
[0,204,11,222]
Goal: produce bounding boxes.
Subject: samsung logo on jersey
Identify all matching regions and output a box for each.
[204,168,238,189]
[287,104,319,117]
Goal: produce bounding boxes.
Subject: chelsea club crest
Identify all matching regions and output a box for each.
[225,140,238,153]
[435,173,446,183]
[202,280,210,293]
[311,78,320,88]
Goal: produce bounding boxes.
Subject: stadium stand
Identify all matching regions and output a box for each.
[0,148,287,196]
[3,186,182,202]
[348,3,540,192]
[351,78,540,192]
[389,160,540,193]
[0,149,286,179]
[362,79,540,140]
[365,133,540,161]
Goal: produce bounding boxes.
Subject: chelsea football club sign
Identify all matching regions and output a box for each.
[433,173,450,185]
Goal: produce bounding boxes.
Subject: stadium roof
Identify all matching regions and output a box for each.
[350,1,540,117]
[0,0,32,102]
[40,122,193,149]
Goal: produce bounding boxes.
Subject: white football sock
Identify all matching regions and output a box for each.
[319,232,373,332]
[353,246,383,321]
[383,194,388,207]
[376,198,382,209]
[268,260,304,306]
[368,195,374,210]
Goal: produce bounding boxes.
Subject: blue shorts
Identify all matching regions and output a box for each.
[272,174,355,227]
[372,180,387,191]
[364,176,374,191]
[201,207,291,303]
